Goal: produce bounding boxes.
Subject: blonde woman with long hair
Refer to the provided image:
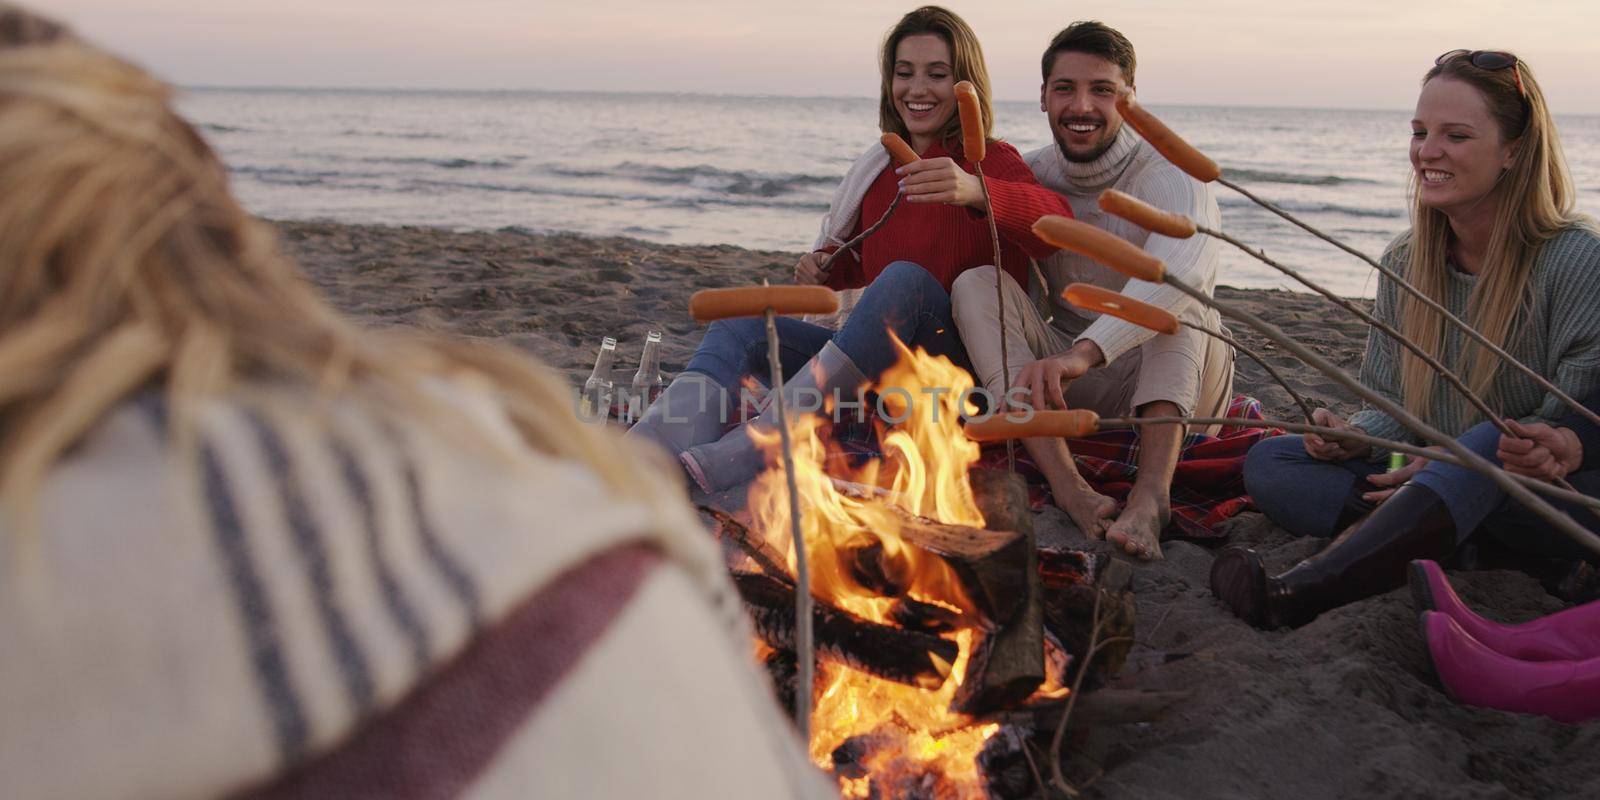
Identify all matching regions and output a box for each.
[1215,50,1600,630]
[0,6,834,798]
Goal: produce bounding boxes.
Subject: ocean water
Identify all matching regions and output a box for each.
[180,89,1600,298]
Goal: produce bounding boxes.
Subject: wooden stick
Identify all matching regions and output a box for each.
[1097,416,1600,512]
[1048,572,1108,797]
[820,190,904,276]
[1214,176,1600,432]
[1102,96,1600,432]
[1198,224,1514,438]
[972,159,1017,472]
[698,505,790,578]
[1200,224,1598,521]
[1149,276,1600,557]
[1180,321,1316,423]
[1038,208,1600,542]
[763,304,813,738]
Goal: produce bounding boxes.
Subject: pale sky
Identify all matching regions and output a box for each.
[45,0,1600,113]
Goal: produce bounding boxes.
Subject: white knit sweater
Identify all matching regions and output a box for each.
[1024,126,1224,365]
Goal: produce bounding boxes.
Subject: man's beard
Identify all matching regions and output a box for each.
[1054,117,1119,164]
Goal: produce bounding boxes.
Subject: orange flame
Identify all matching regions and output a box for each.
[746,335,1005,797]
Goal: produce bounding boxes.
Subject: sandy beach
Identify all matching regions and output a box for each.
[280,219,1599,799]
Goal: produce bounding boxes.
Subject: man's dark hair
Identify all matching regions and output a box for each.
[1040,21,1136,86]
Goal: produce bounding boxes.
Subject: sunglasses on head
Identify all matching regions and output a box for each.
[1436,49,1527,98]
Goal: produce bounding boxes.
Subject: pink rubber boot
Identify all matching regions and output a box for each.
[1409,559,1600,661]
[1421,611,1600,724]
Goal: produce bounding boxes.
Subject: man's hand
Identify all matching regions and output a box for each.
[1015,341,1104,411]
[794,251,829,285]
[1497,418,1583,483]
[897,157,985,208]
[1303,407,1371,462]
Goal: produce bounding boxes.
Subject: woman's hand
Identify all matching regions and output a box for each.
[794,251,829,285]
[1303,407,1372,461]
[897,157,984,208]
[1496,418,1583,483]
[1363,447,1442,504]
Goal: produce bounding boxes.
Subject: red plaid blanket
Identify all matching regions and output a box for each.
[974,395,1280,539]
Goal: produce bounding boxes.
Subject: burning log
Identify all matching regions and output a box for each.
[844,540,961,633]
[887,505,1027,625]
[889,597,962,634]
[733,572,957,689]
[763,647,799,715]
[700,505,789,578]
[951,468,1046,716]
[845,540,906,597]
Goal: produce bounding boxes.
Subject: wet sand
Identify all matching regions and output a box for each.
[279,219,1599,799]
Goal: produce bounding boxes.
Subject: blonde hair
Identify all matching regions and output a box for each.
[0,7,681,529]
[1399,53,1587,421]
[877,5,994,155]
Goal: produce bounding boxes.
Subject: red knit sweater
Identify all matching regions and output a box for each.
[822,139,1073,293]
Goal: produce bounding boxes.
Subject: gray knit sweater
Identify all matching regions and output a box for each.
[1349,225,1600,455]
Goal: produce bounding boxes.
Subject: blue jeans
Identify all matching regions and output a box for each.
[684,260,971,388]
[1245,422,1600,562]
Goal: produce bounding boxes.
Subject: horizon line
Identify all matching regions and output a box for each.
[177,84,1432,115]
[176,85,1600,118]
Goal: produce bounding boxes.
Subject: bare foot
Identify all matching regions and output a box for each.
[1052,479,1117,540]
[1107,491,1170,561]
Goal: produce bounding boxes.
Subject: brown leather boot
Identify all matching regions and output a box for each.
[1212,484,1459,629]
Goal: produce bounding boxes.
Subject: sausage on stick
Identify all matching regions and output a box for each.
[1061,283,1180,335]
[1033,216,1165,283]
[954,81,985,162]
[690,286,839,322]
[1097,189,1197,240]
[1115,92,1221,183]
[965,409,1101,442]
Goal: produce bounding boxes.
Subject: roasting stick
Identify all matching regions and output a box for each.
[1096,190,1600,516]
[1114,92,1600,433]
[1099,190,1514,439]
[1110,417,1600,511]
[1061,282,1317,423]
[690,283,840,738]
[954,80,1017,472]
[966,410,1600,511]
[1031,215,1600,558]
[819,134,917,277]
[992,283,1600,512]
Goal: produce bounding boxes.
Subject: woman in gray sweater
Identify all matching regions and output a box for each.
[1212,50,1600,630]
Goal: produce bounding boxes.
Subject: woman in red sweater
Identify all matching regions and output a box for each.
[629,5,1070,492]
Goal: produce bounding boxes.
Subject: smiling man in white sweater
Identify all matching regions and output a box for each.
[952,21,1233,561]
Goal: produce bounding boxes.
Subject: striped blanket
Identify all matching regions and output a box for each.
[0,387,833,799]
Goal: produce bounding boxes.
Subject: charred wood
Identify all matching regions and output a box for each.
[734,572,957,689]
[700,505,789,579]
[763,648,798,719]
[953,469,1045,715]
[1042,582,1136,688]
[846,540,908,597]
[889,597,962,634]
[977,724,1035,800]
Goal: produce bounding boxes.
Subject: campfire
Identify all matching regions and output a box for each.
[717,338,1133,798]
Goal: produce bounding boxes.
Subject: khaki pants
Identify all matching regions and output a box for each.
[950,265,1234,435]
